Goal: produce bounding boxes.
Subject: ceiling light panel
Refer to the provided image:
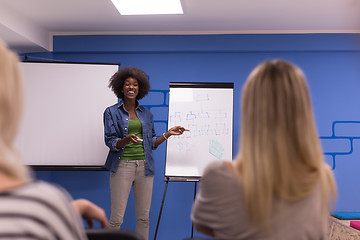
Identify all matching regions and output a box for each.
[111,0,183,15]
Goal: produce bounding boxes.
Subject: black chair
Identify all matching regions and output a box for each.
[86,229,144,240]
[183,238,214,240]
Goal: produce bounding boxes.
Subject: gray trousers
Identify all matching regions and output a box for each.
[109,160,154,240]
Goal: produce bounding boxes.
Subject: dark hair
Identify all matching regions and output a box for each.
[108,67,150,100]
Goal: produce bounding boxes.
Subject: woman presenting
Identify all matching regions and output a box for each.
[103,67,188,240]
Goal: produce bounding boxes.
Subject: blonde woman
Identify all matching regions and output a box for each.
[0,41,108,239]
[191,59,336,239]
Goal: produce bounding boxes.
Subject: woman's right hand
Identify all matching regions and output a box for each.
[116,134,142,148]
[126,134,142,144]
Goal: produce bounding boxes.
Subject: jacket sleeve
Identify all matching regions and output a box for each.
[103,107,121,152]
[150,111,158,150]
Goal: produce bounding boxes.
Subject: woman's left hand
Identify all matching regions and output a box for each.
[156,126,190,146]
[168,126,189,136]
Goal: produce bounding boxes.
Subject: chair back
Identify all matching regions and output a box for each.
[86,229,144,240]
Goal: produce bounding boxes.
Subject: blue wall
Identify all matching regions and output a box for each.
[23,33,360,240]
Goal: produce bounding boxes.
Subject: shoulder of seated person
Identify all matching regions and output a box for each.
[205,161,233,173]
[201,161,235,185]
[223,161,233,171]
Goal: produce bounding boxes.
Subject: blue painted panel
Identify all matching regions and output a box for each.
[335,122,360,137]
[52,34,360,52]
[321,138,351,153]
[334,139,360,210]
[141,91,166,106]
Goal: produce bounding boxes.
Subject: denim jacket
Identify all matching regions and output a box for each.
[103,101,157,176]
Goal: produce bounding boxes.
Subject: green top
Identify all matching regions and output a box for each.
[122,119,145,160]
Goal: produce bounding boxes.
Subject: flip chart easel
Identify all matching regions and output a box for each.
[154,82,234,239]
[154,177,198,240]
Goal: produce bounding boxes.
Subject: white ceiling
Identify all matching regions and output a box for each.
[1,0,360,53]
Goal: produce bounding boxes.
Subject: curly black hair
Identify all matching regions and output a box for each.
[108,67,150,100]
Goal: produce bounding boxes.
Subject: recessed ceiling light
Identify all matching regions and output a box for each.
[111,0,183,15]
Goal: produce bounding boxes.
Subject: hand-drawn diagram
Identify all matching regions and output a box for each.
[209,140,224,159]
[166,86,233,177]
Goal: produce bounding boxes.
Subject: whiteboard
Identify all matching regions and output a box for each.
[165,82,233,181]
[15,62,119,169]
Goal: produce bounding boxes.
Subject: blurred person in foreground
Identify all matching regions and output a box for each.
[0,41,108,239]
[191,59,337,240]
